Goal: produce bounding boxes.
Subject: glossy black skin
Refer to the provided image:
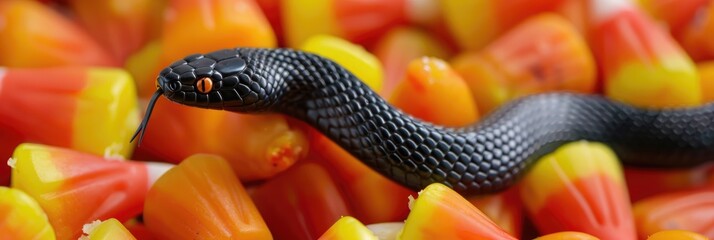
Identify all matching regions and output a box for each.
[156,48,714,195]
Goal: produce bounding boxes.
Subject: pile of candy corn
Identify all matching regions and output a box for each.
[1,0,714,239]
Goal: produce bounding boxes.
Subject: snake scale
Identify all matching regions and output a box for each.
[132,48,714,195]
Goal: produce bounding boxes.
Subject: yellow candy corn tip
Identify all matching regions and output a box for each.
[321,216,378,240]
[522,141,625,211]
[11,143,64,194]
[300,35,384,93]
[0,187,56,240]
[647,230,709,240]
[79,218,136,240]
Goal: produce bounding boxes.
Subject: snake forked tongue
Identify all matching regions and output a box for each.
[130,89,164,146]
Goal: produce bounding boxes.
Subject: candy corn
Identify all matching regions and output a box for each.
[251,163,351,240]
[300,35,384,93]
[0,187,56,240]
[633,188,714,239]
[624,164,714,202]
[440,0,566,51]
[79,219,137,240]
[0,0,116,67]
[144,154,271,240]
[318,216,378,240]
[389,57,479,127]
[371,27,452,96]
[399,183,516,240]
[68,0,164,64]
[589,1,701,107]
[11,143,164,240]
[135,100,308,180]
[451,13,596,113]
[0,67,140,185]
[635,0,708,36]
[520,141,636,239]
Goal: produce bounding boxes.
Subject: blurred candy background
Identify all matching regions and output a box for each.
[1,0,714,239]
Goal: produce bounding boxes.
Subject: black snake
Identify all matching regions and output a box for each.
[132,48,714,195]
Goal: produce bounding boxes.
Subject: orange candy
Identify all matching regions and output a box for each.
[679,3,714,61]
[467,187,523,238]
[371,27,452,96]
[633,188,714,239]
[451,13,596,114]
[68,0,164,63]
[134,98,308,181]
[389,57,479,127]
[399,183,516,240]
[11,143,151,240]
[520,141,636,239]
[251,163,352,240]
[624,164,714,202]
[318,216,378,240]
[144,154,271,240]
[534,231,600,240]
[0,0,116,67]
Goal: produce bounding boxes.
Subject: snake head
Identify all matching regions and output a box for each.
[157,48,270,111]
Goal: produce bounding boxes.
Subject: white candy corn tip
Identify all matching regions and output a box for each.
[366,222,405,240]
[146,161,175,188]
[79,219,102,240]
[7,158,15,169]
[591,0,634,21]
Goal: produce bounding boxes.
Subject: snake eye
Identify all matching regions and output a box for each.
[196,77,213,94]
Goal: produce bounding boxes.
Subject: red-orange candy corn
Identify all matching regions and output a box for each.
[68,0,164,63]
[134,99,308,180]
[633,188,714,239]
[251,162,352,240]
[590,3,700,107]
[635,0,708,36]
[679,3,714,61]
[144,154,271,240]
[520,141,636,240]
[0,67,139,185]
[399,183,516,239]
[11,143,150,240]
[624,164,714,202]
[0,0,116,67]
[534,231,600,240]
[451,13,596,114]
[698,62,714,103]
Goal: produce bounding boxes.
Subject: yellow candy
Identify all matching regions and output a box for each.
[124,40,162,98]
[318,216,378,240]
[300,35,384,93]
[75,68,140,158]
[647,230,709,240]
[0,187,56,240]
[80,218,136,240]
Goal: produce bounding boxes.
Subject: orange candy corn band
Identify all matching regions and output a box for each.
[144,154,271,240]
[0,187,56,240]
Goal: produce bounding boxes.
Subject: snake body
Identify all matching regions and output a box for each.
[144,48,714,195]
